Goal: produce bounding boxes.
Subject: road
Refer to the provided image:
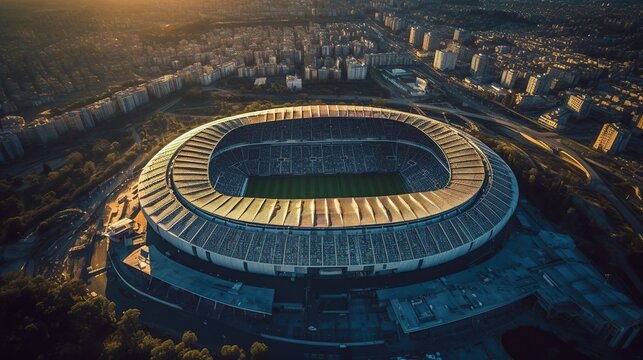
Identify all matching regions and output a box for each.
[2,96,181,278]
[409,66,643,236]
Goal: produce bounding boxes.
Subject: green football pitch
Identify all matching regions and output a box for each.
[244,173,409,199]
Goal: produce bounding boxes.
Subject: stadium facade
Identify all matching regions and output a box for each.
[138,105,518,277]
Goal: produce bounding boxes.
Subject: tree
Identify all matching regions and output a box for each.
[82,161,96,177]
[181,331,198,347]
[220,344,247,360]
[151,339,178,360]
[23,174,40,187]
[0,196,24,217]
[250,342,269,360]
[106,152,119,163]
[181,349,213,360]
[47,170,62,183]
[66,151,84,165]
[0,274,250,359]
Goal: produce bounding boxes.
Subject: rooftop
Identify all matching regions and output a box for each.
[122,245,274,315]
[377,226,643,335]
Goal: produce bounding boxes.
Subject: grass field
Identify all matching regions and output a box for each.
[244,173,409,199]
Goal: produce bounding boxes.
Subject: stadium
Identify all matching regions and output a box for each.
[137,105,518,278]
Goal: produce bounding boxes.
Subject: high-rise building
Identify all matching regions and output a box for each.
[178,63,203,85]
[453,28,471,43]
[0,131,24,164]
[330,67,341,81]
[500,69,518,89]
[321,45,332,57]
[634,114,643,134]
[199,72,213,86]
[86,98,117,123]
[470,53,490,77]
[115,90,137,114]
[364,53,412,67]
[317,67,330,81]
[51,115,70,136]
[592,123,631,154]
[422,32,440,51]
[408,26,423,48]
[285,75,302,90]
[566,94,592,119]
[77,109,94,130]
[334,44,350,57]
[304,65,317,81]
[446,41,474,62]
[146,74,183,99]
[433,50,457,71]
[64,111,86,133]
[215,61,236,79]
[537,107,571,131]
[23,118,59,145]
[526,74,552,95]
[346,57,368,80]
[385,16,404,32]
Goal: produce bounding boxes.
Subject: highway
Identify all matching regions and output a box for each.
[407,66,643,236]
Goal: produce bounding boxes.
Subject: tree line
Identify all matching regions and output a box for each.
[0,273,269,360]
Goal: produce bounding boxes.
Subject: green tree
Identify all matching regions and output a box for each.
[181,331,198,347]
[82,161,97,177]
[151,339,178,360]
[181,349,213,360]
[66,151,84,165]
[250,342,269,360]
[220,344,247,360]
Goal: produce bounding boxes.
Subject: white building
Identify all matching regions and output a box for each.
[593,123,631,154]
[146,74,183,99]
[408,26,423,48]
[422,32,440,51]
[346,57,368,80]
[433,50,457,71]
[470,53,490,77]
[500,69,518,89]
[86,98,117,123]
[219,61,237,78]
[286,75,302,90]
[115,88,139,114]
[304,65,318,81]
[317,67,330,81]
[364,53,412,67]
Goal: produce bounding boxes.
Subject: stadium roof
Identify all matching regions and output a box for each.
[150,105,486,228]
[137,105,519,274]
